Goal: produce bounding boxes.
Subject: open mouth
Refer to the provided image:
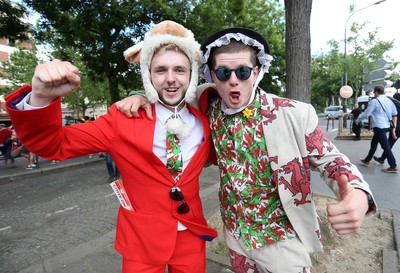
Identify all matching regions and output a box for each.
[229,91,241,100]
[166,87,178,93]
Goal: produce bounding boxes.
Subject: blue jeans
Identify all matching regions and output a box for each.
[105,153,120,178]
[365,127,397,168]
[379,133,398,161]
[1,138,13,159]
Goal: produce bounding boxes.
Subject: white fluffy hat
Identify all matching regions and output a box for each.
[124,20,201,104]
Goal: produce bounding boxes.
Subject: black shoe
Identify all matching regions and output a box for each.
[373,156,384,164]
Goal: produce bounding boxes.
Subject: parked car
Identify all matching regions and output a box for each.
[324,106,344,119]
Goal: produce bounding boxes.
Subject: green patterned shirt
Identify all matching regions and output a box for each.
[209,91,296,250]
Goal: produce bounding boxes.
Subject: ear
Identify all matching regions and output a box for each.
[253,66,259,76]
[210,70,217,83]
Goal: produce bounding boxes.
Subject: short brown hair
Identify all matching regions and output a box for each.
[374,85,385,95]
[209,40,257,70]
[154,44,184,56]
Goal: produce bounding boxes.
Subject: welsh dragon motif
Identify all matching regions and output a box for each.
[229,249,260,273]
[279,158,311,206]
[260,107,277,126]
[272,97,295,110]
[325,157,362,182]
[305,127,333,158]
[259,95,296,126]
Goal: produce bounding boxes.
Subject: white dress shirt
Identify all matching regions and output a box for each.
[153,102,203,170]
[153,102,204,231]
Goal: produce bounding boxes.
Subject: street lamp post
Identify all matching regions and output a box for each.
[343,0,386,86]
[341,0,386,129]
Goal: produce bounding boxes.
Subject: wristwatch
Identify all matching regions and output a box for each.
[365,192,374,213]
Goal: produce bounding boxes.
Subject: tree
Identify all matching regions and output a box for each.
[23,0,151,103]
[284,0,312,103]
[0,0,31,40]
[311,40,343,110]
[60,57,110,117]
[0,43,38,94]
[310,19,395,111]
[0,43,110,114]
[21,0,287,103]
[345,21,394,97]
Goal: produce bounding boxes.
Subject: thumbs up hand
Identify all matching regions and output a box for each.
[326,175,370,235]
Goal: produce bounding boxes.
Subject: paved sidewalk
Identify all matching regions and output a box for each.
[0,155,104,185]
[0,155,232,272]
[1,131,399,272]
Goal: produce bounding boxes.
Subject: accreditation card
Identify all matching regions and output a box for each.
[110,179,134,211]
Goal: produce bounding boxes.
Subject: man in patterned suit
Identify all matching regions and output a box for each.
[117,27,376,273]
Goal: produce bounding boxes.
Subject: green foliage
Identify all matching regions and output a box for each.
[346,22,394,95]
[23,0,149,103]
[311,41,343,110]
[57,54,110,117]
[0,44,38,94]
[0,0,31,40]
[311,20,395,111]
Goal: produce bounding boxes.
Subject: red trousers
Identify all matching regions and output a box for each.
[122,230,206,273]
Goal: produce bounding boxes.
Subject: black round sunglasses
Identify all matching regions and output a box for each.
[169,186,190,214]
[214,66,254,82]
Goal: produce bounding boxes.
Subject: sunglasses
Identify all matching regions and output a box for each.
[169,186,190,214]
[214,66,254,81]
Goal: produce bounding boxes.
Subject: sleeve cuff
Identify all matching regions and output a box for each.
[15,92,47,110]
[128,90,146,97]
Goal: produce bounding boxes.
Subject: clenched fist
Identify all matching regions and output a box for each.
[30,59,81,107]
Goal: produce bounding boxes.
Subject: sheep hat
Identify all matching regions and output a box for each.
[123,20,201,104]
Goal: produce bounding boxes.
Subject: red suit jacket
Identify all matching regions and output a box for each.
[6,85,217,264]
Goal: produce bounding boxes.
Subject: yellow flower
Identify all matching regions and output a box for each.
[242,107,253,118]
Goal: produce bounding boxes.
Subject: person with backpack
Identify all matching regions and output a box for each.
[373,92,400,165]
[357,85,398,173]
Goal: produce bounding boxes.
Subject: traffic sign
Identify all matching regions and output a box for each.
[339,85,353,98]
[363,59,391,74]
[363,80,393,91]
[363,69,393,83]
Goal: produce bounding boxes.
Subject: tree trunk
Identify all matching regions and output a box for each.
[284,0,312,103]
[108,76,120,104]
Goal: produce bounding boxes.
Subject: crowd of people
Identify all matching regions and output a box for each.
[0,123,38,169]
[339,87,399,173]
[0,115,102,171]
[357,86,399,173]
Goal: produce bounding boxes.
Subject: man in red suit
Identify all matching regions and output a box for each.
[5,21,217,273]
